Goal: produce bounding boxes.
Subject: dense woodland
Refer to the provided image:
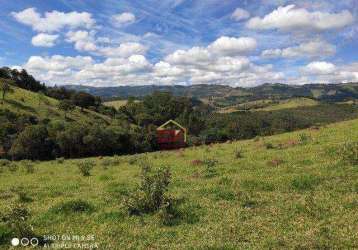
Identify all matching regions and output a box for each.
[1,66,358,160]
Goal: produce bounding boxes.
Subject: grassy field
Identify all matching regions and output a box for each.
[0,86,110,123]
[103,100,128,109]
[218,97,319,113]
[1,118,358,249]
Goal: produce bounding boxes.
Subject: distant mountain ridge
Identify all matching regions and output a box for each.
[64,82,358,103]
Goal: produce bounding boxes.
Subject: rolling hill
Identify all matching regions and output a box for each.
[65,82,358,104]
[0,85,110,124]
[0,117,357,248]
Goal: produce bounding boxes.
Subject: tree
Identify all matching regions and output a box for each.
[9,125,54,160]
[0,79,14,103]
[58,100,75,118]
[72,92,96,111]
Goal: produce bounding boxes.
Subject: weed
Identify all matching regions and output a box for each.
[235,149,243,159]
[56,157,65,164]
[8,163,18,172]
[291,175,320,191]
[267,158,284,167]
[299,133,312,144]
[191,159,203,166]
[158,199,200,226]
[76,160,95,176]
[125,164,171,215]
[50,200,95,214]
[264,142,275,149]
[21,160,35,174]
[339,141,358,165]
[203,158,219,177]
[0,159,10,167]
[17,191,33,203]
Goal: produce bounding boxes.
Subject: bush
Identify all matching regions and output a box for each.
[76,160,95,176]
[17,190,33,203]
[125,164,171,215]
[299,133,312,144]
[235,149,243,159]
[0,203,34,242]
[0,159,10,167]
[203,158,218,177]
[21,160,35,174]
[56,157,65,164]
[264,142,275,149]
[339,141,358,165]
[291,175,320,191]
[50,200,95,214]
[8,163,18,172]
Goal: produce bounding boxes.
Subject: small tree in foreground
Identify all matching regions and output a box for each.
[0,79,14,103]
[125,163,171,215]
[58,100,75,118]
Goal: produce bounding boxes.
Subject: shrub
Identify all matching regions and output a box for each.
[8,163,18,172]
[50,200,95,214]
[267,158,284,167]
[235,149,243,159]
[17,191,33,203]
[0,159,10,167]
[125,164,171,215]
[56,157,65,164]
[291,175,320,191]
[339,141,358,165]
[0,203,34,241]
[264,142,274,149]
[190,159,203,166]
[203,158,218,177]
[299,133,312,144]
[21,160,35,174]
[76,160,95,176]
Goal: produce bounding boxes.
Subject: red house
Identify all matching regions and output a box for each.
[156,120,187,150]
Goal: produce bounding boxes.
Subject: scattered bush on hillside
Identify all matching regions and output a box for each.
[0,202,35,243]
[298,133,312,144]
[264,142,275,149]
[339,141,358,165]
[267,158,284,167]
[157,199,200,226]
[203,158,219,177]
[21,160,35,174]
[235,148,243,159]
[50,200,95,214]
[56,157,65,164]
[124,163,171,215]
[77,160,95,176]
[8,163,18,172]
[291,175,320,191]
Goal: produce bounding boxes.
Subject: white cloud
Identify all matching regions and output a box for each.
[208,36,257,56]
[246,5,354,31]
[31,33,59,47]
[99,42,148,58]
[66,30,97,52]
[165,47,212,66]
[12,8,95,33]
[302,61,336,75]
[112,12,136,26]
[231,8,250,21]
[261,40,336,58]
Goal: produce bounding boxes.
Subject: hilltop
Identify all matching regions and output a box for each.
[0,117,357,248]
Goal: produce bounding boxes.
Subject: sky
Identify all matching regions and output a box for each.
[0,0,357,87]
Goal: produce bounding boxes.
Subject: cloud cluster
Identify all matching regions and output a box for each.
[31,33,59,47]
[112,12,136,26]
[246,5,354,31]
[261,40,336,58]
[12,8,95,33]
[231,8,250,21]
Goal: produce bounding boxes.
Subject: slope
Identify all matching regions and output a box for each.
[0,118,357,248]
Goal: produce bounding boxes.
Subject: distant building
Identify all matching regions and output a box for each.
[156,120,187,150]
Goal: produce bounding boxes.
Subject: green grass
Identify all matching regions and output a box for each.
[103,100,128,109]
[0,86,110,123]
[258,97,319,111]
[1,118,358,248]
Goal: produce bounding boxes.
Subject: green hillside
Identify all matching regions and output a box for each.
[1,118,357,248]
[0,85,110,123]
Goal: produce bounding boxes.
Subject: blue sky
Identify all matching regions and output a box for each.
[0,0,357,86]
